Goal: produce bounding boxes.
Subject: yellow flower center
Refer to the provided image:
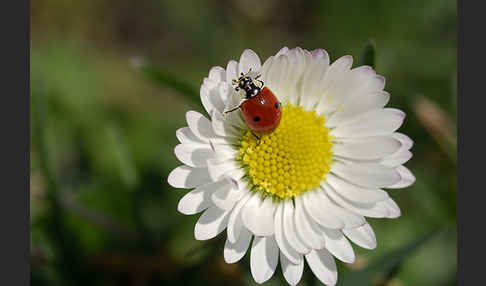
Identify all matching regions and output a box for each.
[237,105,333,199]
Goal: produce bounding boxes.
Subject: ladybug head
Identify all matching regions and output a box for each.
[232,69,264,99]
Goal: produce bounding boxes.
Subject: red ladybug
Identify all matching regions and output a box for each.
[225,70,282,136]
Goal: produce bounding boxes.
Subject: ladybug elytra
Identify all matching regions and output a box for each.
[224,70,282,137]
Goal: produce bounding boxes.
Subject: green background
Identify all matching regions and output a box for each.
[30,0,457,285]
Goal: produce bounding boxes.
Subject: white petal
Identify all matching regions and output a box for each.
[265,55,290,103]
[332,136,401,160]
[299,55,330,111]
[330,108,405,138]
[208,66,226,82]
[280,251,304,286]
[325,185,390,218]
[392,132,414,150]
[226,60,238,84]
[342,223,377,250]
[186,111,218,143]
[250,236,279,284]
[212,144,238,163]
[174,144,213,167]
[176,127,206,145]
[168,165,211,189]
[206,158,240,181]
[274,203,302,264]
[224,228,252,263]
[211,110,241,138]
[294,196,326,249]
[381,150,413,167]
[282,199,310,254]
[194,206,230,240]
[200,81,226,115]
[378,198,401,218]
[326,173,389,203]
[302,190,344,229]
[305,249,338,286]
[241,194,276,236]
[326,91,390,127]
[239,49,261,75]
[210,179,242,211]
[322,228,355,263]
[177,181,219,215]
[227,191,252,243]
[331,161,401,188]
[317,186,366,228]
[388,166,416,189]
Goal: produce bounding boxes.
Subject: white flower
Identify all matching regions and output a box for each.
[168,47,415,285]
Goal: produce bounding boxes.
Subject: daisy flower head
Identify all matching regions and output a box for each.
[168,47,415,285]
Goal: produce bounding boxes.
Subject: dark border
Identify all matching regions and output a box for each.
[458,0,484,285]
[0,0,30,285]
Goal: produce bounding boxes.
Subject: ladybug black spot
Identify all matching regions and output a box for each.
[253,116,261,122]
[275,102,279,109]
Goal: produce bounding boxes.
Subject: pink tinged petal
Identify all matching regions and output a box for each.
[224,228,252,264]
[177,181,220,215]
[167,165,211,189]
[331,161,401,188]
[342,223,377,250]
[332,136,401,160]
[330,108,405,138]
[226,60,239,84]
[322,228,356,263]
[280,251,304,286]
[294,196,326,249]
[274,203,302,264]
[377,199,401,218]
[305,249,338,286]
[325,185,390,218]
[174,144,213,167]
[310,48,330,60]
[186,111,217,143]
[176,127,205,145]
[239,49,262,75]
[388,166,416,189]
[392,132,414,150]
[211,179,243,211]
[325,173,389,203]
[250,236,279,284]
[302,190,344,229]
[282,200,310,254]
[206,158,240,181]
[317,186,366,228]
[275,46,290,57]
[381,150,413,167]
[241,194,276,236]
[227,191,253,243]
[194,206,230,240]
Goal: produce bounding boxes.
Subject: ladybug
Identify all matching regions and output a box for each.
[224,70,282,137]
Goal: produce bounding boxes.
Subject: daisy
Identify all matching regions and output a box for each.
[168,47,415,285]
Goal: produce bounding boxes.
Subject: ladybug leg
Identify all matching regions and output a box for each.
[223,105,241,114]
[251,131,261,141]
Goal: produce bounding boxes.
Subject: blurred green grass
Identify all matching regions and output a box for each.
[30,0,456,285]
